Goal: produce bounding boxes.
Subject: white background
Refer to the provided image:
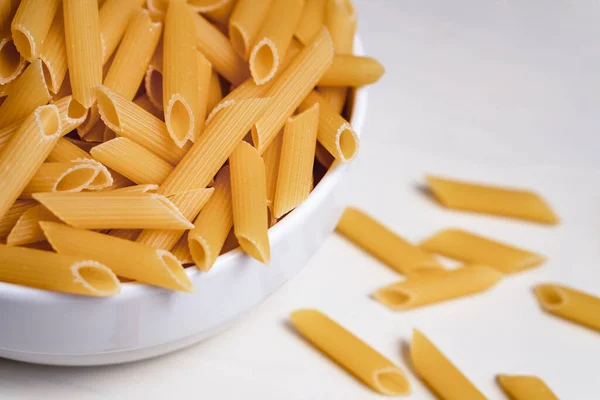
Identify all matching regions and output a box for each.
[1,0,600,398]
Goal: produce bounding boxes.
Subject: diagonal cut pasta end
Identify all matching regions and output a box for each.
[373,286,414,311]
[249,38,279,85]
[335,123,359,163]
[36,104,62,140]
[188,235,214,272]
[96,85,122,133]
[156,249,194,292]
[165,94,195,148]
[373,366,412,396]
[52,162,101,193]
[70,260,121,296]
[534,284,566,311]
[0,37,26,84]
[152,194,195,229]
[11,25,35,62]
[237,235,270,264]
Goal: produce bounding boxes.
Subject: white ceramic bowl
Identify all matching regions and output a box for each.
[0,40,368,366]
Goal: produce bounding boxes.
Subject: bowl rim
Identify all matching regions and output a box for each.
[0,38,368,302]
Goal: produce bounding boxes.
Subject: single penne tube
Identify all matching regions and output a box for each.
[262,130,282,224]
[534,284,600,332]
[111,184,158,193]
[420,228,545,274]
[91,137,173,185]
[298,90,358,163]
[53,95,89,138]
[188,166,233,271]
[336,207,442,274]
[159,97,272,196]
[191,51,212,141]
[172,233,193,265]
[0,199,37,239]
[426,175,559,224]
[103,8,162,101]
[96,85,191,165]
[207,70,223,114]
[0,34,26,85]
[39,9,68,94]
[33,192,194,230]
[230,141,270,263]
[200,0,235,28]
[192,12,249,85]
[163,1,203,146]
[290,309,411,396]
[252,28,334,154]
[41,221,193,292]
[319,0,356,113]
[274,103,319,218]
[10,0,61,61]
[497,375,559,400]
[249,0,304,85]
[134,94,163,120]
[319,55,385,87]
[228,0,273,60]
[21,161,102,198]
[373,265,503,311]
[98,0,144,64]
[6,204,60,246]
[136,188,214,250]
[0,104,61,220]
[294,0,326,45]
[63,0,102,108]
[411,329,486,400]
[0,59,51,128]
[0,243,120,296]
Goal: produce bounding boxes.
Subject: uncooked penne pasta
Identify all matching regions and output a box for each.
[0,199,36,239]
[319,55,385,87]
[0,59,50,128]
[228,0,272,60]
[10,0,61,61]
[299,90,358,163]
[0,244,120,296]
[336,207,442,274]
[262,130,282,224]
[420,228,545,274]
[39,10,68,94]
[98,0,144,64]
[207,70,222,114]
[273,104,319,218]
[200,0,236,28]
[229,141,270,263]
[320,0,356,113]
[497,375,558,400]
[291,309,411,396]
[192,12,249,85]
[163,1,204,146]
[0,34,26,85]
[63,0,102,108]
[249,0,304,85]
[411,330,486,400]
[6,204,60,246]
[47,138,89,161]
[21,161,102,198]
[136,188,214,250]
[134,94,163,119]
[91,137,172,185]
[159,97,271,196]
[33,192,194,230]
[103,9,162,101]
[0,104,61,220]
[252,28,334,154]
[96,85,190,165]
[294,0,326,45]
[54,95,89,136]
[425,176,559,224]
[188,166,233,271]
[534,284,600,332]
[0,119,18,151]
[112,184,158,193]
[42,221,193,292]
[374,265,503,311]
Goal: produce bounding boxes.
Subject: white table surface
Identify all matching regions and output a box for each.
[1,0,600,398]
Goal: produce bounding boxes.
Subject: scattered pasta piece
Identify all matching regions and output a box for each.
[228,0,273,60]
[411,329,486,400]
[98,0,144,64]
[42,221,193,292]
[21,161,102,197]
[426,175,559,224]
[10,0,61,61]
[319,55,385,87]
[497,375,558,400]
[290,309,411,396]
[534,284,600,332]
[374,265,503,310]
[420,228,545,274]
[294,0,326,45]
[0,244,120,296]
[6,204,60,246]
[336,207,442,275]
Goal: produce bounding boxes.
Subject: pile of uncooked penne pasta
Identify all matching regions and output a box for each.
[0,0,385,295]
[290,177,600,398]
